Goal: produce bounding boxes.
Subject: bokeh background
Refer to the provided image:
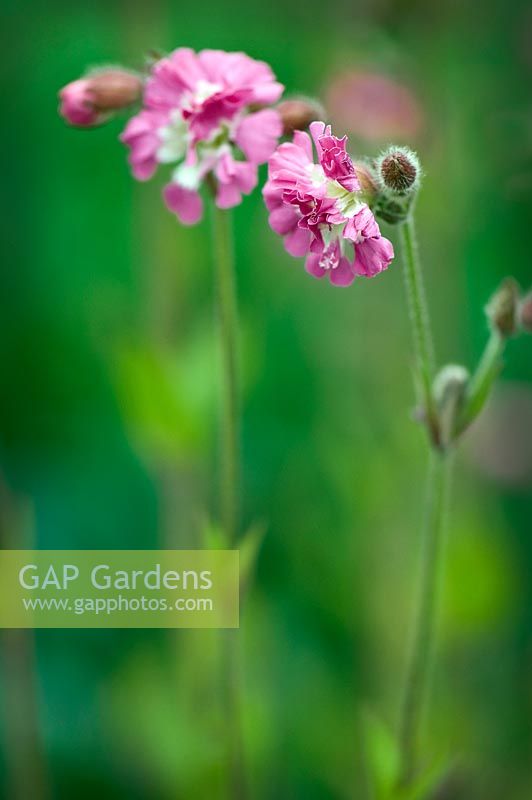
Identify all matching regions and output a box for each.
[1,0,531,797]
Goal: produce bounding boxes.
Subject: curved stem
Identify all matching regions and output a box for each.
[397,451,452,788]
[456,329,504,436]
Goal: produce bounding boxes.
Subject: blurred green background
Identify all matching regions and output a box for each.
[1,0,531,798]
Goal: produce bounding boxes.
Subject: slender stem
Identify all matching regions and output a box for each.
[212,204,240,546]
[455,329,504,436]
[210,202,246,799]
[400,217,439,445]
[0,481,51,800]
[397,451,452,788]
[397,215,453,788]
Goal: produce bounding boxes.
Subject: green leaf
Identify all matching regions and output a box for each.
[362,710,401,799]
[239,521,267,598]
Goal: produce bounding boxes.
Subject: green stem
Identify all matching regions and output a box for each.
[400,217,439,445]
[455,329,504,436]
[211,203,247,800]
[397,215,453,788]
[212,204,240,546]
[397,451,452,788]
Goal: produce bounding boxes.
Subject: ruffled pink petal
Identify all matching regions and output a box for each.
[120,110,168,181]
[206,51,283,104]
[309,121,326,150]
[329,256,356,286]
[163,184,203,225]
[262,182,283,212]
[293,130,314,161]
[268,205,299,235]
[284,227,311,257]
[353,236,394,277]
[344,205,380,242]
[145,48,206,109]
[305,253,327,279]
[235,110,282,164]
[215,156,258,209]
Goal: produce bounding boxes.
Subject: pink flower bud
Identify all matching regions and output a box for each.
[59,70,142,128]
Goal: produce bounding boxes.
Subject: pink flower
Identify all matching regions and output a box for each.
[263,121,394,286]
[120,48,284,224]
[325,71,424,142]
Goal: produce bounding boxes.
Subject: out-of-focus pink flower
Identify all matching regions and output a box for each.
[59,71,143,128]
[325,71,424,142]
[120,48,284,224]
[263,121,394,287]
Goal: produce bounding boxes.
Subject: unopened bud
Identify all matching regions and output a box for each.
[59,69,142,128]
[433,364,470,447]
[277,97,325,135]
[518,291,532,333]
[485,277,521,338]
[376,146,420,195]
[353,161,378,200]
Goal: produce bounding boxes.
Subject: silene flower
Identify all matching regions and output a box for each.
[120,48,284,224]
[263,121,394,286]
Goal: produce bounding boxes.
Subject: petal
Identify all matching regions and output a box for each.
[305,253,326,279]
[269,205,299,235]
[353,236,394,277]
[130,156,158,181]
[163,183,203,225]
[329,256,356,286]
[284,227,311,257]
[293,130,314,160]
[235,110,282,164]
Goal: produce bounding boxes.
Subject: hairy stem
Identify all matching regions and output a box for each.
[400,217,439,445]
[397,452,452,788]
[456,329,504,436]
[397,216,453,787]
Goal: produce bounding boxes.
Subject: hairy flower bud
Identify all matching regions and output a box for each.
[59,69,143,127]
[433,364,470,447]
[518,291,532,333]
[485,277,521,338]
[376,146,420,195]
[353,161,378,201]
[277,97,325,135]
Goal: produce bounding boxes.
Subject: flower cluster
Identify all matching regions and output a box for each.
[263,122,394,286]
[120,48,284,224]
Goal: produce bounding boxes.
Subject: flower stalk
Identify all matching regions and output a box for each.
[210,196,247,800]
[397,450,452,788]
[400,215,439,447]
[212,203,240,546]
